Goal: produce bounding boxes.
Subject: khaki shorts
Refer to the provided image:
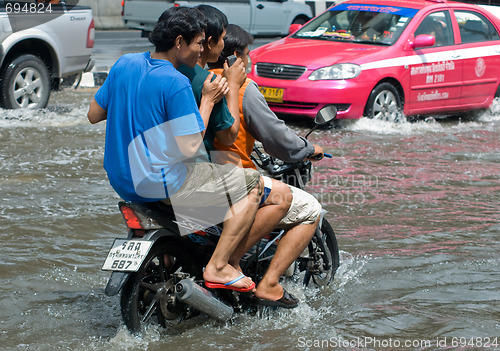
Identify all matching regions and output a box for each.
[165,162,260,207]
[277,185,321,228]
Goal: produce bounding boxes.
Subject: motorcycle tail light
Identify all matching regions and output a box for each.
[120,206,162,230]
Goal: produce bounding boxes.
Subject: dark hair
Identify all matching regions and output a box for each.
[208,24,254,69]
[195,5,228,43]
[149,7,206,53]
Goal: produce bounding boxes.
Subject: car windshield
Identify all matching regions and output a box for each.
[294,3,419,45]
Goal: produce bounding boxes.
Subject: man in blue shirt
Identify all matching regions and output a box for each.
[87,7,261,292]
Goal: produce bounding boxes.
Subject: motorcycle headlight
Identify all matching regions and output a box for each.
[308,63,361,80]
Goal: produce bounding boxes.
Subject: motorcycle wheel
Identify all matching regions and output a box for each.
[120,241,187,333]
[305,219,340,287]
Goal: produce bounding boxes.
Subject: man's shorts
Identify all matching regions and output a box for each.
[162,162,260,230]
[277,185,322,228]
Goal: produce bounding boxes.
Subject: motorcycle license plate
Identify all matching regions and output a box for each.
[259,86,284,103]
[101,239,153,272]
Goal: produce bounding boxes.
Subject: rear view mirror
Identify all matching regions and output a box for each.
[314,105,337,125]
[305,106,338,138]
[289,24,303,35]
[410,34,435,49]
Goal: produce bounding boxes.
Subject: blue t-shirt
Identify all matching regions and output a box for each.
[95,52,205,202]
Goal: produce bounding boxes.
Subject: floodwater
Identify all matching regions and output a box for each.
[1,87,499,351]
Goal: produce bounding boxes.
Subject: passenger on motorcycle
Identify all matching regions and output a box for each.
[87,7,259,293]
[176,6,301,298]
[208,24,326,308]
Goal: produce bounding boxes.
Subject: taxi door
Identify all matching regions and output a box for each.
[454,9,500,106]
[408,10,462,114]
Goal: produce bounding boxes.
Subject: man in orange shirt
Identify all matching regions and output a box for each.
[209,24,326,308]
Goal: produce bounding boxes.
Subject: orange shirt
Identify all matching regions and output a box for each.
[211,68,257,169]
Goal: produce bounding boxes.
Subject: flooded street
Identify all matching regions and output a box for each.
[1,84,499,350]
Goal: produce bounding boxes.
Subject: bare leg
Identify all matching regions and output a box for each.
[229,179,292,271]
[254,216,320,301]
[203,186,261,290]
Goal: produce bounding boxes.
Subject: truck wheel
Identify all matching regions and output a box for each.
[364,82,404,122]
[292,16,308,25]
[0,54,51,109]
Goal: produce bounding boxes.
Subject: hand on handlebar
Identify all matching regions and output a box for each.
[308,144,324,161]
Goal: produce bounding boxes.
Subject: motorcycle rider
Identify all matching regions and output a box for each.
[208,24,325,308]
[175,5,298,298]
[87,7,260,292]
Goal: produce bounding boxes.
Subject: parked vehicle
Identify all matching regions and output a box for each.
[102,107,340,332]
[0,1,94,109]
[122,0,313,37]
[248,0,500,121]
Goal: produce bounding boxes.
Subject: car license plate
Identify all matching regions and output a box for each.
[259,86,284,103]
[101,239,153,272]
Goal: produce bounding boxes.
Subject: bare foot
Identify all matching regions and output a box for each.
[203,263,255,291]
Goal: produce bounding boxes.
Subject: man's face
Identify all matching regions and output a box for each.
[179,33,205,68]
[238,46,251,72]
[234,46,251,73]
[207,28,226,63]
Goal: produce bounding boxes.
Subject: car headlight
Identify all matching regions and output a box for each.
[246,56,252,74]
[308,64,361,80]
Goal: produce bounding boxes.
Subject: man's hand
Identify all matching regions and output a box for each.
[202,72,229,104]
[199,72,229,131]
[308,144,325,161]
[223,57,246,89]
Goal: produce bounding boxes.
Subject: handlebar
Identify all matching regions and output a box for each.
[309,152,333,161]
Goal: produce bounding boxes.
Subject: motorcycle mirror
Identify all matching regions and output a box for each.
[314,106,337,125]
[305,106,337,139]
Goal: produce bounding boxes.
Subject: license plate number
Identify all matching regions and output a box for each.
[101,239,153,272]
[259,86,284,103]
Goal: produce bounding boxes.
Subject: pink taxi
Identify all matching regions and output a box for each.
[248,0,500,120]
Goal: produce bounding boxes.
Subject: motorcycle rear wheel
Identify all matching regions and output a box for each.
[306,218,340,287]
[120,241,187,333]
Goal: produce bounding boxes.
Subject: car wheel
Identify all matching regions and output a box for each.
[365,83,404,122]
[0,54,51,109]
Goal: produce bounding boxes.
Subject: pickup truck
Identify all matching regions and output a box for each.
[0,1,94,109]
[122,0,313,36]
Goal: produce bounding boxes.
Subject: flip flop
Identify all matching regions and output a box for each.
[205,273,256,292]
[254,288,299,309]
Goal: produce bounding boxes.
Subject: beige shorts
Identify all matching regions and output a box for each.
[162,162,261,233]
[277,185,322,228]
[165,162,260,207]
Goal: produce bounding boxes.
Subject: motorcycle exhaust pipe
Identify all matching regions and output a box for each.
[175,279,233,322]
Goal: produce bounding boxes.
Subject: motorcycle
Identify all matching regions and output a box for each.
[102,106,340,333]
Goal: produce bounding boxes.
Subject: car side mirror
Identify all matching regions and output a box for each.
[410,34,435,49]
[289,24,303,35]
